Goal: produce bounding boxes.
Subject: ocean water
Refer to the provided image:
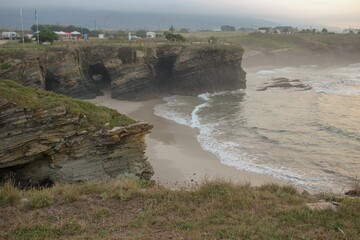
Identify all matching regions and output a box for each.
[154,63,360,192]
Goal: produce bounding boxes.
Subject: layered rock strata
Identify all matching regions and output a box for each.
[0,95,153,186]
[0,44,247,100]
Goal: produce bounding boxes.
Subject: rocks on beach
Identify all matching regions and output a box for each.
[256,77,312,91]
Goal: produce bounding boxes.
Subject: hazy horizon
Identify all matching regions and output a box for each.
[0,0,359,31]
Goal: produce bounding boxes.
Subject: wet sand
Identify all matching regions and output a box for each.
[88,92,287,189]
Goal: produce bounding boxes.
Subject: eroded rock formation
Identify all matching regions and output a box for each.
[256,77,312,91]
[0,92,153,186]
[0,44,246,100]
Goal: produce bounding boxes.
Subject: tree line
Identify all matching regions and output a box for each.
[30,24,90,34]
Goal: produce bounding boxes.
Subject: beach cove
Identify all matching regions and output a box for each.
[88,91,287,189]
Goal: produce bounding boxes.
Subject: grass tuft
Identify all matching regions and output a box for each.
[11,226,63,240]
[0,180,22,206]
[28,194,54,209]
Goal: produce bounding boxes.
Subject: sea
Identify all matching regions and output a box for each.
[153,63,360,193]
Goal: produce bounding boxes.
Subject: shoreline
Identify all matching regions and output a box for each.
[88,93,290,190]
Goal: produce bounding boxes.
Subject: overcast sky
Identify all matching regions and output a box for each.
[1,0,359,28]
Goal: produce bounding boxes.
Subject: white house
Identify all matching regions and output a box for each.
[146,32,156,39]
[1,32,20,40]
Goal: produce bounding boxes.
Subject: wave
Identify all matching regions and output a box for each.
[153,96,192,126]
[154,91,331,191]
[153,64,360,192]
[256,67,297,76]
[315,89,360,95]
[195,118,328,191]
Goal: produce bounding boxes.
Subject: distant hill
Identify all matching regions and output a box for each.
[0,8,279,31]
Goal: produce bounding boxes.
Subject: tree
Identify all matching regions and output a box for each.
[282,27,289,33]
[135,29,147,38]
[18,36,32,43]
[179,28,189,33]
[112,30,126,39]
[169,25,175,33]
[208,36,218,44]
[221,25,235,32]
[38,28,58,43]
[165,32,186,42]
[31,24,90,35]
[321,28,328,33]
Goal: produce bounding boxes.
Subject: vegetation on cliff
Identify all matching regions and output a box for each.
[0,80,135,127]
[182,32,360,52]
[0,179,359,239]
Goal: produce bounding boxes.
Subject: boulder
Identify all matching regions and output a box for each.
[256,77,312,91]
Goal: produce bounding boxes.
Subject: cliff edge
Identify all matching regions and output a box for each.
[0,81,153,186]
[0,44,246,100]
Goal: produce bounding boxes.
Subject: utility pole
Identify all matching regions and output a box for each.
[20,7,24,46]
[94,19,97,37]
[35,9,39,45]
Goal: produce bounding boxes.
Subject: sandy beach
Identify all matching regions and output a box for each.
[88,92,287,189]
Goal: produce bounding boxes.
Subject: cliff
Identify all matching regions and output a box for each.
[0,44,246,100]
[0,81,153,186]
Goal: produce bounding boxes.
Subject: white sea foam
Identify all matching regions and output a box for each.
[190,103,208,128]
[153,96,192,126]
[301,65,318,68]
[256,67,297,76]
[153,64,360,192]
[195,125,330,191]
[315,89,360,95]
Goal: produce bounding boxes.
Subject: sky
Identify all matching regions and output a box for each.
[1,0,359,29]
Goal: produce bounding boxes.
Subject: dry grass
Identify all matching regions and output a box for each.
[0,178,359,240]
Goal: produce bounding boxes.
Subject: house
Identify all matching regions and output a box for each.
[146,32,156,39]
[238,28,256,33]
[128,33,140,40]
[256,27,274,34]
[274,26,296,34]
[343,29,359,34]
[1,32,20,40]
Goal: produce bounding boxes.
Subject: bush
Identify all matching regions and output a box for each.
[37,28,58,43]
[18,36,32,44]
[165,32,186,42]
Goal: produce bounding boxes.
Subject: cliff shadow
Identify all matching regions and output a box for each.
[88,63,112,94]
[45,71,60,92]
[155,54,177,89]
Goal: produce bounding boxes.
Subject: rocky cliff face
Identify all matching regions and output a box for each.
[0,44,246,100]
[0,85,153,186]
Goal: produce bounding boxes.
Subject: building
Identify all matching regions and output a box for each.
[146,32,156,39]
[256,27,274,34]
[274,26,297,34]
[1,32,20,40]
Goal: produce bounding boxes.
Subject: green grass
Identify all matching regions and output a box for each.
[0,179,359,239]
[2,33,358,55]
[183,31,360,52]
[0,80,135,128]
[11,226,63,240]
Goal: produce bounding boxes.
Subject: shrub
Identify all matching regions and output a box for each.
[165,33,186,42]
[36,27,58,43]
[29,195,54,209]
[0,181,22,206]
